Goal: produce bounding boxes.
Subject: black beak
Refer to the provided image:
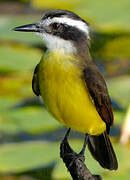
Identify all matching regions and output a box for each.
[13,23,40,32]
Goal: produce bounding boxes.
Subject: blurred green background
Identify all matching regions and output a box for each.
[0,0,130,180]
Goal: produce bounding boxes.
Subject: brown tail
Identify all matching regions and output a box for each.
[88,132,118,170]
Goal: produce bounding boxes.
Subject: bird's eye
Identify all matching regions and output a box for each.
[52,23,61,30]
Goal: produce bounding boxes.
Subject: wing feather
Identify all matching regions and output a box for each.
[32,64,40,96]
[83,65,113,133]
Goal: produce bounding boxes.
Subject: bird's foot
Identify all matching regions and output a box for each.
[67,151,85,169]
[60,129,89,169]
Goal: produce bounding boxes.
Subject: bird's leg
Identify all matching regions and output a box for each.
[63,128,71,141]
[60,131,102,179]
[69,133,89,166]
[71,133,89,164]
[69,134,89,166]
[60,128,79,170]
[60,128,75,159]
[79,133,89,156]
[60,131,89,169]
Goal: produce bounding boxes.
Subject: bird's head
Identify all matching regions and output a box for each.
[13,10,90,54]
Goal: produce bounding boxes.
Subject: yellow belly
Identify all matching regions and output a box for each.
[39,51,106,135]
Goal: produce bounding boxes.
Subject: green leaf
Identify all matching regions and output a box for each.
[0,98,19,112]
[0,140,129,179]
[0,73,32,98]
[108,75,130,108]
[97,36,130,59]
[0,45,41,72]
[1,106,60,134]
[114,111,125,125]
[0,141,58,173]
[32,0,81,9]
[0,16,40,43]
[78,0,130,32]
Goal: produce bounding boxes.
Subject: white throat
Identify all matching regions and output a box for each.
[40,33,76,54]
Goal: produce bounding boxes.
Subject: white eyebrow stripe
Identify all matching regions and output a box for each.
[49,17,89,36]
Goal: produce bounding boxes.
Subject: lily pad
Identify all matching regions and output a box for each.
[1,106,60,134]
[78,0,130,32]
[0,140,129,180]
[32,0,81,9]
[0,45,41,72]
[0,16,40,43]
[0,73,32,98]
[108,75,130,108]
[0,141,58,173]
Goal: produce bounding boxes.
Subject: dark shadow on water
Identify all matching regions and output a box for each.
[0,125,120,145]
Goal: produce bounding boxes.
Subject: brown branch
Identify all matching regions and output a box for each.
[60,137,102,180]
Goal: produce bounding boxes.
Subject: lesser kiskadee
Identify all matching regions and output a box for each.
[13,10,118,170]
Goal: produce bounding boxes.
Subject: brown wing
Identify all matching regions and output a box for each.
[32,64,40,96]
[83,65,113,133]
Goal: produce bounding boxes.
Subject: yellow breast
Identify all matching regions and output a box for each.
[38,51,106,135]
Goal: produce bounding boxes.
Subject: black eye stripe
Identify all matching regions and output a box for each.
[51,23,69,31]
[50,23,86,41]
[52,23,61,29]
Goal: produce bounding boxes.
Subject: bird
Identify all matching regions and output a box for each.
[13,9,118,170]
